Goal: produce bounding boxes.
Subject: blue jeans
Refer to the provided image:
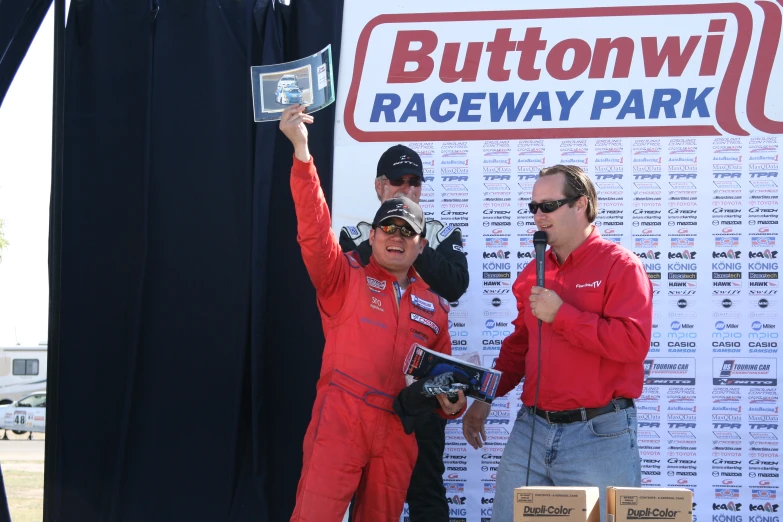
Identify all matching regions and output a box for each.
[491,404,640,522]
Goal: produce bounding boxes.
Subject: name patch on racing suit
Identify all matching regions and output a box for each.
[411,295,435,314]
[366,276,386,292]
[410,313,440,335]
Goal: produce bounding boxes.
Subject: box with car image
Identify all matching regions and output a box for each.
[606,487,692,522]
[514,487,599,522]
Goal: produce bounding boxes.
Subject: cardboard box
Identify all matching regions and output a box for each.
[514,487,600,522]
[607,487,693,522]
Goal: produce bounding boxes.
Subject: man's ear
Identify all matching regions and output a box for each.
[374,178,383,201]
[369,228,376,246]
[576,195,587,214]
[419,236,428,254]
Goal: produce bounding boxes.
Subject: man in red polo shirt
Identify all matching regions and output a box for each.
[462,164,653,522]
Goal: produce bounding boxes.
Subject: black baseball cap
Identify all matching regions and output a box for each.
[372,196,425,235]
[376,145,423,181]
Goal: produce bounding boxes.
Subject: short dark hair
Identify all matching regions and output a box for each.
[538,165,598,223]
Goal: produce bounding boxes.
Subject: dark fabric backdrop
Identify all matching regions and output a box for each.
[47,0,343,520]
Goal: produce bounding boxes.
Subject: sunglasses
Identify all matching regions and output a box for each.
[382,176,422,188]
[376,223,418,238]
[528,196,580,214]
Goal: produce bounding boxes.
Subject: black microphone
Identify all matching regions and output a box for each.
[526,230,548,487]
[533,231,548,289]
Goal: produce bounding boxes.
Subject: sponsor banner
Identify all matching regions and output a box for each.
[333,1,782,520]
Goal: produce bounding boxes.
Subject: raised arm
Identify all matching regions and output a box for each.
[280,105,349,317]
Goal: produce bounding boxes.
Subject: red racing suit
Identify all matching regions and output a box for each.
[289,156,453,522]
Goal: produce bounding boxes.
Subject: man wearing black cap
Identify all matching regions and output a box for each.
[339,144,469,522]
[339,144,469,303]
[279,105,467,522]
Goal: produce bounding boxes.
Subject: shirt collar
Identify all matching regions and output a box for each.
[547,225,602,267]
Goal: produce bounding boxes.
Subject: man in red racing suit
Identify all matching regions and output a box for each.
[280,105,467,522]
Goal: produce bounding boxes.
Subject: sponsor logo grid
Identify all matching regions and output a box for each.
[333,5,782,520]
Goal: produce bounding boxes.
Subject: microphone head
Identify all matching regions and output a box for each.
[533,230,548,245]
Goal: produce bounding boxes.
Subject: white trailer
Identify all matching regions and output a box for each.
[0,345,47,405]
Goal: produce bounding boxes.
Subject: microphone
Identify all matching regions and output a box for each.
[533,231,548,289]
[526,230,548,487]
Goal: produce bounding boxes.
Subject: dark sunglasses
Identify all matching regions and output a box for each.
[376,223,417,238]
[528,196,580,214]
[383,177,422,188]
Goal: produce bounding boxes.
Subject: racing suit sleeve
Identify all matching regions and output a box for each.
[551,254,653,364]
[493,273,531,399]
[290,156,349,318]
[413,223,469,302]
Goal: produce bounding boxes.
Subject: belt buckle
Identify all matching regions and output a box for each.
[546,410,567,424]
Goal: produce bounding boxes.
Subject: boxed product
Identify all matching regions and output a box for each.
[514,487,600,522]
[607,487,693,522]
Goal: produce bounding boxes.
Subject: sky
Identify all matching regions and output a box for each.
[0,7,56,347]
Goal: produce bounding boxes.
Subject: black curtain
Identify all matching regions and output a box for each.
[0,473,9,522]
[49,0,343,520]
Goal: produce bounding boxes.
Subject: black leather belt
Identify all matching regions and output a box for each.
[532,398,635,424]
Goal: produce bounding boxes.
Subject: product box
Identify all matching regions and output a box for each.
[514,487,600,522]
[607,487,693,522]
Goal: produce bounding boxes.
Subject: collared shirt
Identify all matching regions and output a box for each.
[494,227,653,410]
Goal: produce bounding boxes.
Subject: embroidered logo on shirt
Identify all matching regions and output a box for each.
[410,313,440,335]
[370,296,384,312]
[576,280,603,289]
[410,328,429,342]
[452,244,464,252]
[366,277,387,292]
[360,317,387,329]
[411,295,435,314]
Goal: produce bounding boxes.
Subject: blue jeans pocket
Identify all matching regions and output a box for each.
[588,409,631,438]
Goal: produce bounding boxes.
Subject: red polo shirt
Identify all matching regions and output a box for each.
[494,227,654,410]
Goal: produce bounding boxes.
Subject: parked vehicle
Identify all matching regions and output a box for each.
[0,344,47,439]
[0,390,46,436]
